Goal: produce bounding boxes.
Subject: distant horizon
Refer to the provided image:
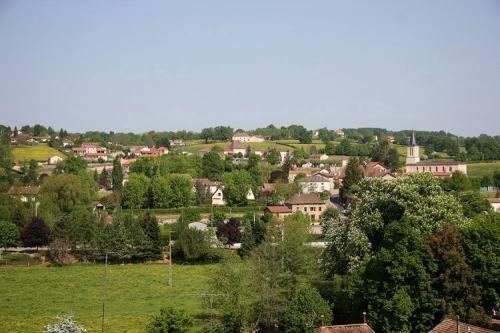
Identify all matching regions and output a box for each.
[3,122,498,138]
[1,1,499,137]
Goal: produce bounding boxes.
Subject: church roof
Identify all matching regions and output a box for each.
[407,159,463,166]
[409,131,418,146]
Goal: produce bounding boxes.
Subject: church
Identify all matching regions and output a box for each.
[405,132,467,176]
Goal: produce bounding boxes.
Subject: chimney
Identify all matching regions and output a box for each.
[363,312,367,324]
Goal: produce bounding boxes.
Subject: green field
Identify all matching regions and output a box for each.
[12,143,65,162]
[175,141,293,153]
[0,263,219,333]
[467,161,500,177]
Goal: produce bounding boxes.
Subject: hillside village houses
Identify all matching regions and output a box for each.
[405,132,467,176]
[8,186,40,203]
[265,193,327,221]
[129,145,169,157]
[194,178,255,206]
[232,131,265,143]
[72,142,108,161]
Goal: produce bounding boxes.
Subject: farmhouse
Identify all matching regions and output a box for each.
[224,141,247,156]
[405,132,467,176]
[266,193,326,221]
[364,162,388,177]
[72,142,108,161]
[129,146,169,157]
[47,155,64,165]
[232,131,265,143]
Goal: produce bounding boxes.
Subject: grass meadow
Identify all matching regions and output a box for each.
[467,161,500,178]
[12,143,65,162]
[0,263,219,333]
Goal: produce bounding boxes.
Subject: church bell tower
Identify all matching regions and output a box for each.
[406,131,420,165]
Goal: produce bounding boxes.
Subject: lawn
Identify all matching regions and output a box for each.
[12,143,65,162]
[0,263,220,333]
[176,141,292,153]
[467,161,500,178]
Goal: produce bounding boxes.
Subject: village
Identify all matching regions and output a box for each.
[2,123,500,333]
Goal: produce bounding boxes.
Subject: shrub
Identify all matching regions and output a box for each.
[146,307,193,333]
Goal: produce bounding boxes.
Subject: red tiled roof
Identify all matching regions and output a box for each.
[265,206,292,213]
[230,141,246,149]
[318,324,375,333]
[429,318,496,333]
[233,131,249,137]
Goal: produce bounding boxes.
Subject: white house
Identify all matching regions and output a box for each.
[488,198,500,212]
[232,132,265,143]
[246,189,255,200]
[211,187,226,206]
[48,155,64,165]
[298,175,333,193]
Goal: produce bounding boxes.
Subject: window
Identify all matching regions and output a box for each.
[303,207,307,212]
[449,167,452,171]
[319,207,322,212]
[311,207,316,212]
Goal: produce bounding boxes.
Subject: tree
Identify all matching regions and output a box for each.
[441,171,471,192]
[318,128,334,144]
[201,128,214,143]
[222,170,253,205]
[173,227,214,263]
[324,142,335,155]
[146,307,193,333]
[40,173,95,214]
[456,190,491,218]
[462,215,500,312]
[339,157,363,205]
[122,173,150,209]
[112,157,123,192]
[0,220,19,250]
[212,126,233,141]
[151,175,193,208]
[21,217,50,249]
[140,211,162,259]
[55,155,87,175]
[363,218,436,333]
[209,260,253,333]
[267,149,280,165]
[387,148,401,171]
[202,151,225,181]
[216,218,241,245]
[44,315,87,333]
[283,283,332,333]
[428,224,488,325]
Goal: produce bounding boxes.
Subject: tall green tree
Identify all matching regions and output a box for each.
[339,157,363,205]
[202,151,225,181]
[122,173,150,209]
[222,170,253,205]
[151,175,193,208]
[0,220,20,250]
[112,157,123,192]
[428,224,488,325]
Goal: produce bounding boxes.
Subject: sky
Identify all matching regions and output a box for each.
[0,0,499,136]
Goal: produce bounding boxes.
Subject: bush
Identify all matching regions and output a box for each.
[147,307,193,333]
[0,220,19,249]
[21,217,50,249]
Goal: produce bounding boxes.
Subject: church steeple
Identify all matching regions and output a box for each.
[406,131,420,165]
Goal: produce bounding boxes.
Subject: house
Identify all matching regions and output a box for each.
[288,168,321,183]
[224,141,247,156]
[129,146,168,157]
[171,139,186,146]
[488,198,500,212]
[246,189,255,200]
[286,193,326,221]
[72,142,108,161]
[405,132,467,176]
[62,139,74,147]
[232,132,266,143]
[265,205,292,219]
[47,155,64,165]
[364,162,388,177]
[198,147,212,155]
[312,129,319,138]
[195,179,226,206]
[429,318,496,333]
[382,173,397,181]
[8,186,40,203]
[298,175,333,194]
[120,159,136,173]
[385,135,395,143]
[335,129,345,138]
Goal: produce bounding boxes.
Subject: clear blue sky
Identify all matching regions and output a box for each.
[1,0,499,136]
